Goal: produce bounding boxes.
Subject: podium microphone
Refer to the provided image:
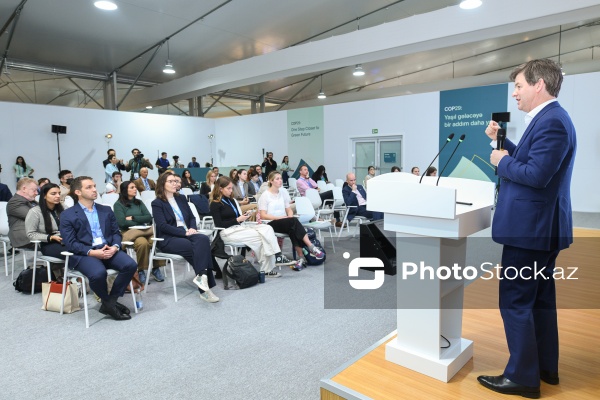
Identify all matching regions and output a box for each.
[495,129,506,175]
[436,134,465,186]
[420,133,454,183]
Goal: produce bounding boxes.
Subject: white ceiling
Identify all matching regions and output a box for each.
[1,0,600,117]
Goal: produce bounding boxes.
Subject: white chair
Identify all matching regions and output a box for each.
[29,241,56,295]
[325,183,335,191]
[337,205,368,238]
[101,193,119,207]
[294,197,336,253]
[189,203,215,237]
[287,178,298,196]
[146,236,191,302]
[64,195,75,208]
[60,251,137,328]
[316,180,327,191]
[0,201,11,276]
[180,188,193,196]
[140,190,156,202]
[335,179,344,188]
[304,188,323,209]
[143,198,154,215]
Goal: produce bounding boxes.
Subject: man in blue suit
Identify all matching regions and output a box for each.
[60,176,137,321]
[342,173,383,222]
[478,59,576,399]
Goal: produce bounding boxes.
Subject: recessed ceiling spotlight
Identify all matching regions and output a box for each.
[459,0,482,10]
[353,64,365,76]
[94,1,118,11]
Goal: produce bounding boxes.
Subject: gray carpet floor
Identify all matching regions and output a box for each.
[0,212,596,400]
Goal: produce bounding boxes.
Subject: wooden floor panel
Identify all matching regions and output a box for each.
[325,229,600,399]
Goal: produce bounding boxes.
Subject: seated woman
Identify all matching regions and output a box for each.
[391,166,401,172]
[25,183,65,264]
[210,177,294,277]
[181,169,199,191]
[311,165,329,183]
[151,170,218,303]
[410,166,420,176]
[426,166,437,177]
[230,168,257,219]
[258,172,324,271]
[113,181,164,284]
[228,169,238,181]
[199,169,216,197]
[364,165,375,188]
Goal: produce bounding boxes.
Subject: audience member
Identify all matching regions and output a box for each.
[180,169,199,191]
[105,154,120,183]
[411,166,420,175]
[58,170,73,207]
[60,176,137,321]
[426,166,437,177]
[258,172,324,271]
[228,169,238,181]
[155,152,171,174]
[13,156,34,183]
[230,168,257,217]
[151,171,218,303]
[113,181,164,284]
[342,173,383,223]
[247,169,260,197]
[200,170,216,196]
[212,166,222,178]
[261,152,278,177]
[296,165,334,201]
[391,166,401,172]
[105,171,123,194]
[126,148,153,181]
[7,178,39,250]
[0,181,12,202]
[364,166,375,188]
[209,176,293,277]
[25,183,65,261]
[255,165,265,184]
[280,155,291,187]
[37,178,50,194]
[172,155,184,168]
[311,165,329,183]
[187,157,200,168]
[102,149,126,170]
[133,167,155,193]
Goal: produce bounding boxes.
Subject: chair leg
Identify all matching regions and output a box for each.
[2,242,7,277]
[11,247,16,281]
[168,259,177,302]
[129,281,138,314]
[80,276,89,328]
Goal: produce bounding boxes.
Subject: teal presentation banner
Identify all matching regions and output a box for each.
[287,107,324,172]
[439,84,508,182]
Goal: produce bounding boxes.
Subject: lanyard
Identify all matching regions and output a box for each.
[170,201,188,230]
[222,198,239,217]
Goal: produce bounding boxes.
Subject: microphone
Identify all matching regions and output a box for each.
[495,129,506,175]
[436,134,465,186]
[420,133,454,183]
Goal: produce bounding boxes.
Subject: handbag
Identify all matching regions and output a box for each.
[41,281,81,313]
[223,255,259,290]
[121,227,153,242]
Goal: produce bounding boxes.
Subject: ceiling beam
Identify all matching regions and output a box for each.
[120,0,600,110]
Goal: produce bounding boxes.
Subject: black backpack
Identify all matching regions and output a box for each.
[223,255,259,289]
[13,267,48,293]
[303,228,326,265]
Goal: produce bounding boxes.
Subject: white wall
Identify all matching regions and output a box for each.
[0,103,215,191]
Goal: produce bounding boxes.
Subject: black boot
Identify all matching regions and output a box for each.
[99,295,131,321]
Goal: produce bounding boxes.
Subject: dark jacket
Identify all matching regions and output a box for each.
[342,183,367,222]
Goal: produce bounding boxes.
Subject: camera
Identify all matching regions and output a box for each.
[135,153,144,160]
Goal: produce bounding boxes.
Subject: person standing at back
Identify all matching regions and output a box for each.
[477,59,576,399]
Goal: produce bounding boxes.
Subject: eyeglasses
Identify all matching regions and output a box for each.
[166,180,178,184]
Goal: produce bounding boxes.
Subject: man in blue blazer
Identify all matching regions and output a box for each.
[60,176,137,321]
[478,59,576,398]
[342,173,383,222]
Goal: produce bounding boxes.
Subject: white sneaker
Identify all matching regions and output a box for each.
[193,274,210,292]
[199,291,219,303]
[266,270,282,278]
[207,289,220,302]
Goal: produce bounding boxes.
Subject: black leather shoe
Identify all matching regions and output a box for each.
[99,302,131,321]
[477,375,540,399]
[540,370,559,385]
[115,301,131,315]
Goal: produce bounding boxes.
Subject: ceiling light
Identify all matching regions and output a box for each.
[459,0,482,10]
[94,1,118,11]
[163,40,176,74]
[146,105,153,109]
[317,75,326,99]
[353,64,365,76]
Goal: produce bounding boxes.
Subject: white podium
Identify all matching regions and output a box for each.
[367,172,494,382]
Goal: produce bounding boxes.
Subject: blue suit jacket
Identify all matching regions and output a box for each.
[60,202,122,268]
[493,101,576,251]
[151,195,197,248]
[342,183,367,221]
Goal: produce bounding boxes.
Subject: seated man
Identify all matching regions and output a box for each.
[58,169,74,207]
[0,181,12,202]
[296,164,340,225]
[105,171,123,194]
[134,167,156,192]
[342,173,383,222]
[7,178,39,250]
[60,176,137,321]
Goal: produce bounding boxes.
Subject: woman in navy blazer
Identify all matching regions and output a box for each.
[151,170,218,303]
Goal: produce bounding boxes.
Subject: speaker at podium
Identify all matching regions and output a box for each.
[359,220,396,275]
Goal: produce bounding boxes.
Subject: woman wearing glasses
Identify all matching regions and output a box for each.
[151,170,218,303]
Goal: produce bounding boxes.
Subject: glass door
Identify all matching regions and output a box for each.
[352,136,402,185]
